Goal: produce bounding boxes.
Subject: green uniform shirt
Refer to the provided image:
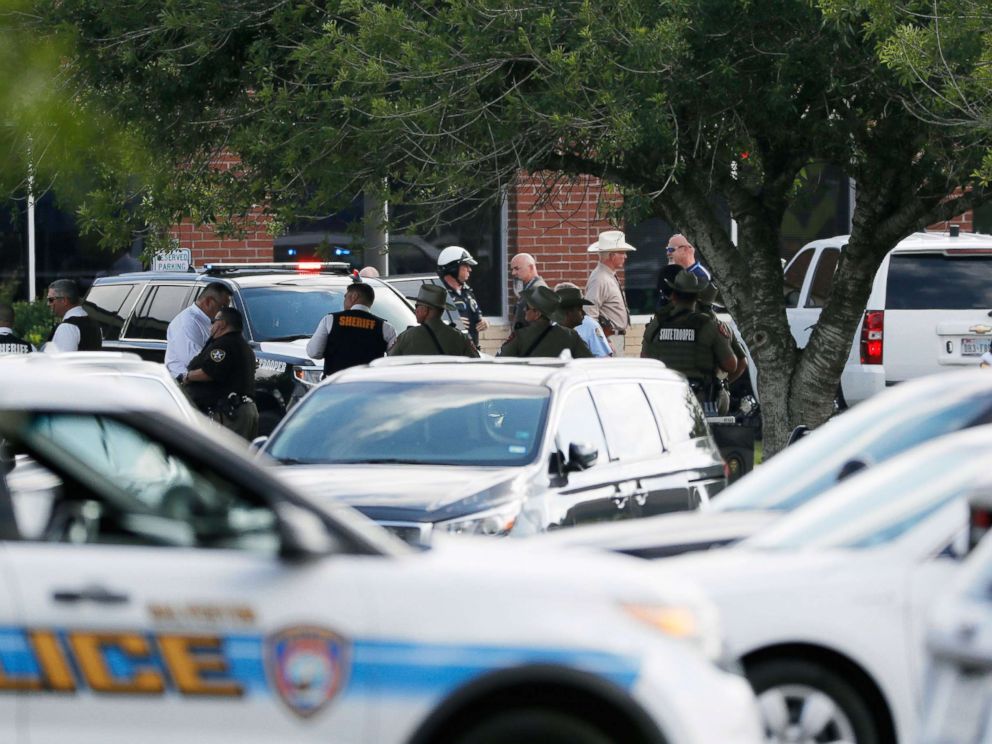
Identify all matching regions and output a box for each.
[499,318,593,358]
[388,317,480,357]
[641,305,733,382]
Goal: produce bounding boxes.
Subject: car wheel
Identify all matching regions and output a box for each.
[451,708,614,744]
[748,658,880,744]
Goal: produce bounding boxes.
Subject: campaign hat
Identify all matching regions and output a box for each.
[522,285,561,317]
[663,269,709,295]
[410,283,456,311]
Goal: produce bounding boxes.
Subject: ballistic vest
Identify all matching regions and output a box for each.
[322,309,388,377]
[642,306,717,384]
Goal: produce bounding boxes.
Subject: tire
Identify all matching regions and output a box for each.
[452,708,614,744]
[748,658,881,744]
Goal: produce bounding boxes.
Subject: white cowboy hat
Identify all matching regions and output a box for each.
[587,230,636,253]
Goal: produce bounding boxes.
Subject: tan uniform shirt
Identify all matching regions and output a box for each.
[585,262,630,331]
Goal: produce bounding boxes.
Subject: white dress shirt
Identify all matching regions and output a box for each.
[165,303,212,377]
[47,306,90,353]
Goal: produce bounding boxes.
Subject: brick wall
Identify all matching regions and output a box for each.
[168,206,275,265]
[508,173,619,288]
[168,153,274,265]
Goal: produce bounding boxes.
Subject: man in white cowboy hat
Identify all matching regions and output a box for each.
[389,284,480,357]
[498,286,592,359]
[584,230,635,355]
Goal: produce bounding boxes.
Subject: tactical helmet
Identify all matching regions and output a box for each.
[437,245,477,279]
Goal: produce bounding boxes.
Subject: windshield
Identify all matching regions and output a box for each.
[746,436,986,551]
[266,381,550,466]
[712,378,992,513]
[241,283,416,342]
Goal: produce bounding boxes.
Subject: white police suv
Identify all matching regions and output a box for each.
[0,362,761,744]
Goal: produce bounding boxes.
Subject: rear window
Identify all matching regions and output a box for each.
[886,253,992,310]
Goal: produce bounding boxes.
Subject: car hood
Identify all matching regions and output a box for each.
[654,545,899,598]
[256,339,314,364]
[275,463,523,521]
[533,509,781,557]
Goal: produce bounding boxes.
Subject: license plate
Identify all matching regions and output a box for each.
[962,337,992,356]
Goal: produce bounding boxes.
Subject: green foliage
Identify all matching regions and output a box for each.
[11,299,53,347]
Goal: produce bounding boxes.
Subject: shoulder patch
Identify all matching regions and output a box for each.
[717,322,731,339]
[210,348,226,363]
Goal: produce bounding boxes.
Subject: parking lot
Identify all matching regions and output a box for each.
[3,341,992,744]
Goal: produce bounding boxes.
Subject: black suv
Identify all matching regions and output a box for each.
[82,263,417,433]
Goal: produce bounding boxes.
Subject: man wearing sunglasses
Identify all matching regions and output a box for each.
[666,234,711,282]
[45,279,102,352]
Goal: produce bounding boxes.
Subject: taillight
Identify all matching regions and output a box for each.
[969,501,992,553]
[860,310,884,365]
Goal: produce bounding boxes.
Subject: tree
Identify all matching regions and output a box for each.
[831,0,992,183]
[26,0,992,452]
[0,0,153,251]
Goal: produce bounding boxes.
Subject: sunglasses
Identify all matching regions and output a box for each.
[666,245,682,254]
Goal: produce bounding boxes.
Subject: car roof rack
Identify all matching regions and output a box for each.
[202,262,352,276]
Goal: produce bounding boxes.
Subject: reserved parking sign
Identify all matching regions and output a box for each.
[152,249,193,272]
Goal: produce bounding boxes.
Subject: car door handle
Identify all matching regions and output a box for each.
[52,585,130,605]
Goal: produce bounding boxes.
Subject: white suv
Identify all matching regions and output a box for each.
[784,230,992,405]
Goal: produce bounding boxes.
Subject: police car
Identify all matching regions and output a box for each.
[82,263,418,433]
[0,363,762,744]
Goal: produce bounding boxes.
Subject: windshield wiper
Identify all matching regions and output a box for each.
[276,457,312,465]
[264,334,312,342]
[345,458,425,465]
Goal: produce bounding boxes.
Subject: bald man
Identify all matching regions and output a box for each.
[509,252,547,328]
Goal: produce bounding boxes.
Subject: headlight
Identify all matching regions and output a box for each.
[623,601,722,661]
[437,502,521,536]
[292,366,323,386]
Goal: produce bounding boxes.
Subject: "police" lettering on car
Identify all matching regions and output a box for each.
[0,629,243,696]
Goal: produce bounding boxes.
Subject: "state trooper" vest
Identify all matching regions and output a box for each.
[642,306,716,384]
[322,309,388,377]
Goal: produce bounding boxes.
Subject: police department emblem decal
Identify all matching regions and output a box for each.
[210,349,226,362]
[266,626,349,718]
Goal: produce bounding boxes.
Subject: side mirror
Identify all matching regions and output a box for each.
[836,457,870,481]
[566,442,598,472]
[275,502,338,562]
[786,425,810,447]
[250,436,269,453]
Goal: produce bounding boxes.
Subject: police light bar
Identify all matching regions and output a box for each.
[203,262,351,274]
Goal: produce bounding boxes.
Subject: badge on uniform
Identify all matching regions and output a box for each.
[210,349,226,362]
[266,626,350,718]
